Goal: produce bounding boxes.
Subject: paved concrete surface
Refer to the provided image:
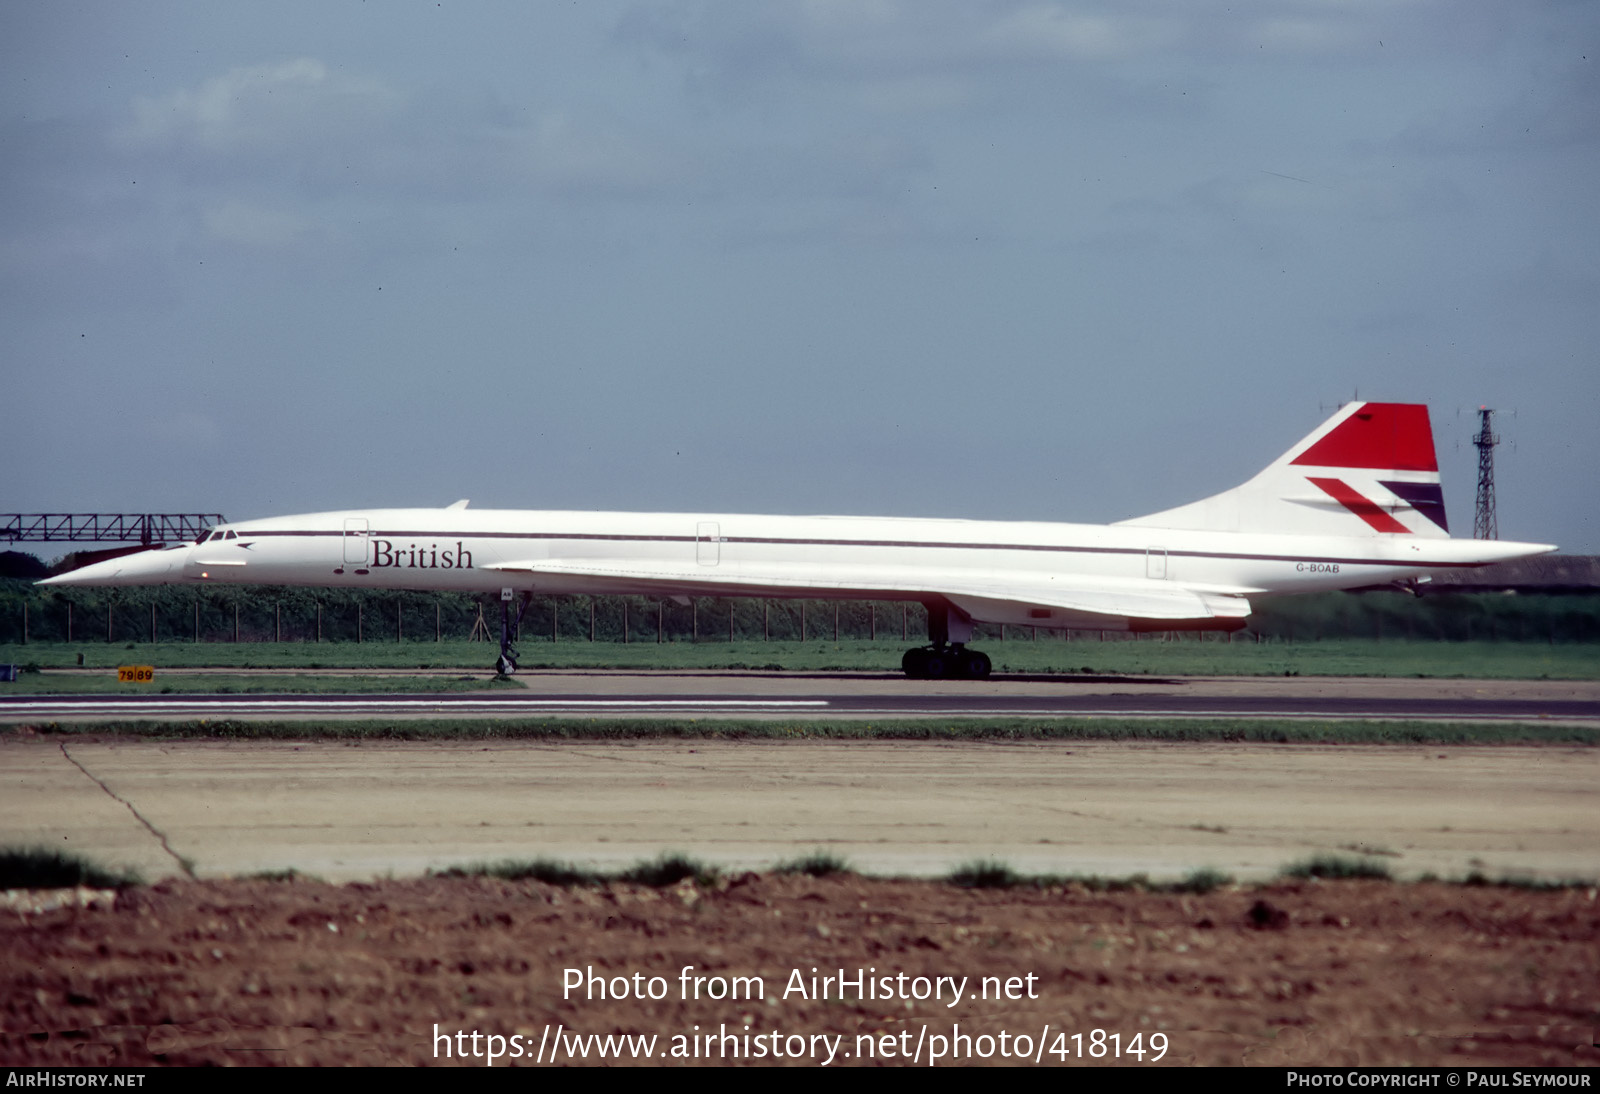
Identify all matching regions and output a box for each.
[7,671,1598,722]
[5,737,1594,884]
[495,670,1600,702]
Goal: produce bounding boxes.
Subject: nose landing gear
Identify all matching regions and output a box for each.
[496,590,534,676]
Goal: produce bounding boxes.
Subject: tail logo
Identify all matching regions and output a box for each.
[1290,404,1438,472]
[1291,403,1448,535]
[1377,480,1449,532]
[1306,478,1414,534]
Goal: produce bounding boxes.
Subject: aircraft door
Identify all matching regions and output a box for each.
[697,521,720,566]
[343,518,369,565]
[1146,547,1168,580]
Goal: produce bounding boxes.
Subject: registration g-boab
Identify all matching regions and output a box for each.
[43,402,1554,679]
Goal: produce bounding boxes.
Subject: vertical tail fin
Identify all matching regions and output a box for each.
[1117,402,1451,537]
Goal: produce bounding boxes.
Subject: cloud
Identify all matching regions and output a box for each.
[117,57,679,207]
[617,0,1423,89]
[201,200,315,248]
[1389,53,1600,158]
[121,58,400,155]
[1246,16,1364,54]
[506,109,684,197]
[979,6,1181,61]
[1093,166,1448,255]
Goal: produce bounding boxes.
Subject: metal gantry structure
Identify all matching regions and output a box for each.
[1472,407,1499,541]
[2,514,227,546]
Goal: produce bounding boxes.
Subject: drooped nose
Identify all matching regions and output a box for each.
[36,544,191,587]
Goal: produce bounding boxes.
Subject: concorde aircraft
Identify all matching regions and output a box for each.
[41,402,1554,678]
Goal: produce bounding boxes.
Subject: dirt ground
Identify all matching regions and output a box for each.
[3,873,1595,1068]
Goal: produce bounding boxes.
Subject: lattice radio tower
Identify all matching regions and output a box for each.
[1472,406,1499,540]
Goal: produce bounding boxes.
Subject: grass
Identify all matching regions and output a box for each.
[945,861,1240,892]
[428,854,1594,892]
[774,850,854,877]
[4,845,1591,892]
[1280,854,1394,881]
[7,716,1593,746]
[3,672,520,695]
[245,868,321,883]
[2,636,1597,679]
[1169,867,1236,893]
[948,860,1028,889]
[372,855,1600,892]
[619,853,720,887]
[1453,870,1600,890]
[0,847,142,890]
[431,858,603,886]
[430,855,717,887]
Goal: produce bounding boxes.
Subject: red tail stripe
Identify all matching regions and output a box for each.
[1290,403,1439,472]
[1306,477,1412,534]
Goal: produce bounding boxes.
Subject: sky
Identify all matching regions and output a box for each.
[3,1,1596,553]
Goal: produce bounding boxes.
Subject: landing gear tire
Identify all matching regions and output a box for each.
[959,649,992,679]
[902,645,991,680]
[901,647,950,679]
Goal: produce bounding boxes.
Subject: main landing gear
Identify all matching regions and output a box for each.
[496,590,534,676]
[901,601,992,679]
[901,645,991,680]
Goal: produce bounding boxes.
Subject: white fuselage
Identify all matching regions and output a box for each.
[40,402,1556,662]
[73,506,1541,632]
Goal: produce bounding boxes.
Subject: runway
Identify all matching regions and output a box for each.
[4,670,1598,722]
